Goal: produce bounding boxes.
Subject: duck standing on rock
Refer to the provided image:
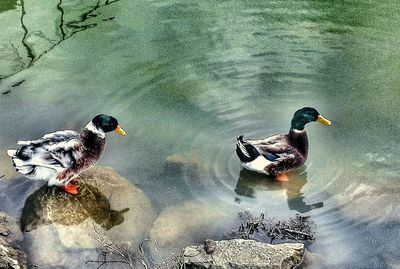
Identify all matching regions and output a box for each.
[6,114,126,195]
[236,107,331,181]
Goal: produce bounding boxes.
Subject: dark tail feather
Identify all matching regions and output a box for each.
[236,136,260,163]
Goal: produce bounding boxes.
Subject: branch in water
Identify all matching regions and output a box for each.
[56,0,66,40]
[87,223,138,269]
[87,224,185,269]
[19,0,35,68]
[237,211,315,243]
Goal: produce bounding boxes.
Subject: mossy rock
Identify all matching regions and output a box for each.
[20,166,156,268]
[20,182,129,232]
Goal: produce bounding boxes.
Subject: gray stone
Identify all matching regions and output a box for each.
[0,212,27,269]
[182,239,304,269]
[0,244,25,269]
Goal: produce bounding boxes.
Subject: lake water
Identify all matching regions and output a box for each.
[1,0,400,268]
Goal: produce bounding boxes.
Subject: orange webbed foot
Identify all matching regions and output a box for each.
[275,173,289,182]
[62,183,78,195]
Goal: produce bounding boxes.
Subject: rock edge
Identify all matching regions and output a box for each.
[0,212,27,269]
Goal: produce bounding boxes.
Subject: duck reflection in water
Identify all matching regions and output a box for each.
[20,182,129,232]
[235,167,323,213]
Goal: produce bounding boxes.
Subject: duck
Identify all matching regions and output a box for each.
[235,107,331,181]
[6,114,126,195]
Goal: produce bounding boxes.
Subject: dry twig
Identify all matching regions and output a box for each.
[238,211,314,243]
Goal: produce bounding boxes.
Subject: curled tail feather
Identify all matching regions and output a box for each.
[236,135,260,163]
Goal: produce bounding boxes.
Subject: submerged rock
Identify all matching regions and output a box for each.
[0,212,27,269]
[20,181,129,232]
[20,166,155,268]
[166,152,201,167]
[149,201,233,255]
[337,182,400,222]
[183,239,304,269]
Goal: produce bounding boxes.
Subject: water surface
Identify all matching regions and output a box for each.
[1,0,400,268]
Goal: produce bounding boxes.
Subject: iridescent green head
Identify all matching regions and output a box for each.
[91,114,127,136]
[290,107,331,130]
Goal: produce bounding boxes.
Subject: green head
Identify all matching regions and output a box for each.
[91,114,126,136]
[290,107,331,130]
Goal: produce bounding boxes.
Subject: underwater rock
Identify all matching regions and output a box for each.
[149,201,232,255]
[21,166,155,267]
[20,182,129,233]
[166,152,201,167]
[182,239,304,269]
[300,250,324,269]
[0,212,27,269]
[337,182,400,222]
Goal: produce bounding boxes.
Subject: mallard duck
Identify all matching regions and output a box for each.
[6,114,126,195]
[235,107,331,181]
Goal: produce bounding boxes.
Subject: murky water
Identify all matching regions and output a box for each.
[1,0,400,268]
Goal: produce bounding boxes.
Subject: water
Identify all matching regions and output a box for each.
[1,0,400,268]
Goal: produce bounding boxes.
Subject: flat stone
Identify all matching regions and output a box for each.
[183,239,304,269]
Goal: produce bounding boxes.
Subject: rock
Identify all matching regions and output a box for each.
[20,182,130,233]
[182,239,304,269]
[0,213,9,236]
[166,152,201,167]
[0,244,26,269]
[0,212,27,269]
[204,239,217,254]
[20,166,155,268]
[336,182,400,222]
[149,201,233,255]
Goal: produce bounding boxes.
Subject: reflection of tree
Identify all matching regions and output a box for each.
[0,0,120,82]
[56,0,66,40]
[19,0,34,67]
[20,182,129,232]
[235,168,323,213]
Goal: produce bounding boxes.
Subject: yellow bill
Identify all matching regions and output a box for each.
[114,125,127,136]
[317,115,332,126]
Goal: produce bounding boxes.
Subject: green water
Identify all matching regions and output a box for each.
[1,0,400,268]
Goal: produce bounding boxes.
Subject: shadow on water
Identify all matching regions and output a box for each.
[20,182,129,232]
[235,168,323,214]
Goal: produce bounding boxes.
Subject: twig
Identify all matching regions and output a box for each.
[88,224,185,269]
[87,223,135,268]
[237,212,314,243]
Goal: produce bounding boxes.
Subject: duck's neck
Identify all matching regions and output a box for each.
[80,122,105,151]
[84,121,105,138]
[288,128,308,158]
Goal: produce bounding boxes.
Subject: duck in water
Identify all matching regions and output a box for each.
[235,107,331,181]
